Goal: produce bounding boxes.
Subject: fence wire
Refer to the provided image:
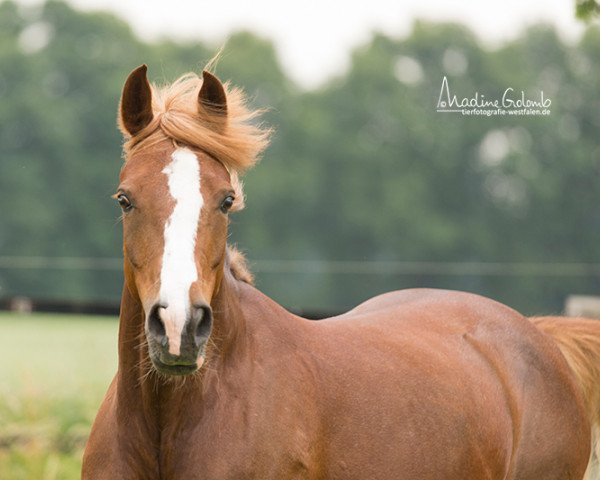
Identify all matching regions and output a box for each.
[1,256,600,277]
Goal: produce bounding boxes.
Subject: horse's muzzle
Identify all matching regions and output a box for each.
[145,303,213,375]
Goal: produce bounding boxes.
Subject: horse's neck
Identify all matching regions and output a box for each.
[115,268,247,424]
[113,264,308,473]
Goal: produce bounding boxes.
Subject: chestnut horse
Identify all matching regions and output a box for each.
[82,65,591,479]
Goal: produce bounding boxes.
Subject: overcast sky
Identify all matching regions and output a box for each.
[18,0,588,88]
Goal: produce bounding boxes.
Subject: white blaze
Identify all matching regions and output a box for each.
[159,148,202,355]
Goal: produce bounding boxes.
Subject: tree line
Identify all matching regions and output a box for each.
[1,0,600,315]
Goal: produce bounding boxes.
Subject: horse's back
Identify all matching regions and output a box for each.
[309,289,590,479]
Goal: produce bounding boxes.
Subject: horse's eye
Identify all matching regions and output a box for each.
[220,195,235,213]
[117,193,132,212]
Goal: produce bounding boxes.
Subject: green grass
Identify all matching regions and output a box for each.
[0,312,118,480]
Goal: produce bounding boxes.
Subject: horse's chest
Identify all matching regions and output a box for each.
[159,418,314,479]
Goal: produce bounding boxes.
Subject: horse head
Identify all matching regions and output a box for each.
[115,65,268,376]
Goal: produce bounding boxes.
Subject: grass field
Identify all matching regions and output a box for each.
[0,312,118,480]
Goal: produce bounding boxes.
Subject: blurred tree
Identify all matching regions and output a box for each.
[577,0,600,20]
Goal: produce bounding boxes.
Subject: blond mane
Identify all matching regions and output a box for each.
[226,245,254,285]
[121,72,271,174]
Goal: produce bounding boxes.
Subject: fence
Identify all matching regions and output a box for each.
[2,256,600,317]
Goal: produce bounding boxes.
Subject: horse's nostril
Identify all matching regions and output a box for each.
[148,304,167,345]
[193,305,213,345]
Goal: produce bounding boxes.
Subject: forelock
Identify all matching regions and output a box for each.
[122,72,272,177]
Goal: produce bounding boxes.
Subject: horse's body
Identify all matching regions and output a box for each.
[84,275,590,479]
[82,65,592,479]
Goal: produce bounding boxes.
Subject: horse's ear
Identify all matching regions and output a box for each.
[119,64,153,137]
[198,71,227,116]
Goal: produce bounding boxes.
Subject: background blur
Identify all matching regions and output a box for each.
[1,0,600,477]
[1,0,600,315]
